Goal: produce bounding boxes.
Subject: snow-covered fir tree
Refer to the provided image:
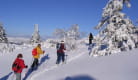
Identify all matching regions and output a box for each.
[91,0,138,56]
[53,28,66,39]
[30,24,41,44]
[53,24,81,50]
[65,24,80,50]
[67,24,80,40]
[0,23,8,43]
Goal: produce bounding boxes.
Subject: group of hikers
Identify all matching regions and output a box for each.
[12,33,93,80]
[12,41,66,80]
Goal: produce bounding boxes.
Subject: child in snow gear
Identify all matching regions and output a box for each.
[12,53,28,80]
[56,41,66,64]
[31,44,45,70]
[89,33,93,44]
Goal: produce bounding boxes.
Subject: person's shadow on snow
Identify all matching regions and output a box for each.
[39,54,50,66]
[88,43,95,55]
[64,75,96,80]
[23,54,50,80]
[0,72,13,80]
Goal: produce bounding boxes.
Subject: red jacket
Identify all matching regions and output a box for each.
[57,43,66,53]
[12,58,26,73]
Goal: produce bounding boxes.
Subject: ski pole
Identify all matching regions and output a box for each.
[65,54,68,64]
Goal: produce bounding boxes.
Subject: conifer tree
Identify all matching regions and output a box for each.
[0,23,8,43]
[91,0,138,56]
[30,24,41,44]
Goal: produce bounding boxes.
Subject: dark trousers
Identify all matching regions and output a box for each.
[89,39,92,44]
[56,53,65,64]
[31,58,38,69]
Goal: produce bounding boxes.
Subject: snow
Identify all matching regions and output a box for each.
[0,0,137,80]
[33,48,138,80]
[0,37,138,80]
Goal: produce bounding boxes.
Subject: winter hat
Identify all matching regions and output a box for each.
[61,40,64,43]
[17,53,23,58]
[37,44,41,47]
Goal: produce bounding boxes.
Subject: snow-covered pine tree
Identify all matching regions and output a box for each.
[67,24,80,40]
[30,24,41,44]
[91,0,138,56]
[0,23,8,43]
[53,24,81,50]
[65,24,80,50]
[53,28,67,40]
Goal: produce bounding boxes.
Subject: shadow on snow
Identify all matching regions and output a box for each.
[64,75,96,80]
[0,72,13,80]
[88,43,96,55]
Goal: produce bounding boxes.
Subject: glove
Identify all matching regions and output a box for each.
[25,65,28,68]
[43,50,45,53]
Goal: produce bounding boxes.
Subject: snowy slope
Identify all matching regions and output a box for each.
[0,38,138,80]
[31,48,138,80]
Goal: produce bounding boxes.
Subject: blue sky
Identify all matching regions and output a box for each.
[0,0,138,37]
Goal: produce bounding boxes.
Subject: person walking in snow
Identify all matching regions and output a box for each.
[31,44,45,70]
[12,53,28,80]
[89,33,93,45]
[56,41,66,64]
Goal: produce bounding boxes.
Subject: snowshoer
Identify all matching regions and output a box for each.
[89,33,93,45]
[12,53,28,80]
[31,44,45,70]
[56,41,66,64]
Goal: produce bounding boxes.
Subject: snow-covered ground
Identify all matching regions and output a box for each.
[29,48,138,80]
[0,37,138,80]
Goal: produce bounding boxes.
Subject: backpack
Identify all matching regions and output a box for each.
[12,60,21,72]
[32,48,37,56]
[56,43,61,50]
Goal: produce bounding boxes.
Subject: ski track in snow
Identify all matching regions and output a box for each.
[29,51,87,80]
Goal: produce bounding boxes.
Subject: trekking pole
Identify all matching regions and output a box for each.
[65,54,68,64]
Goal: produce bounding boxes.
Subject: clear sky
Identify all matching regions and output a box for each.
[0,0,138,37]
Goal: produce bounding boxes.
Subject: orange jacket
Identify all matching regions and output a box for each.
[33,46,44,59]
